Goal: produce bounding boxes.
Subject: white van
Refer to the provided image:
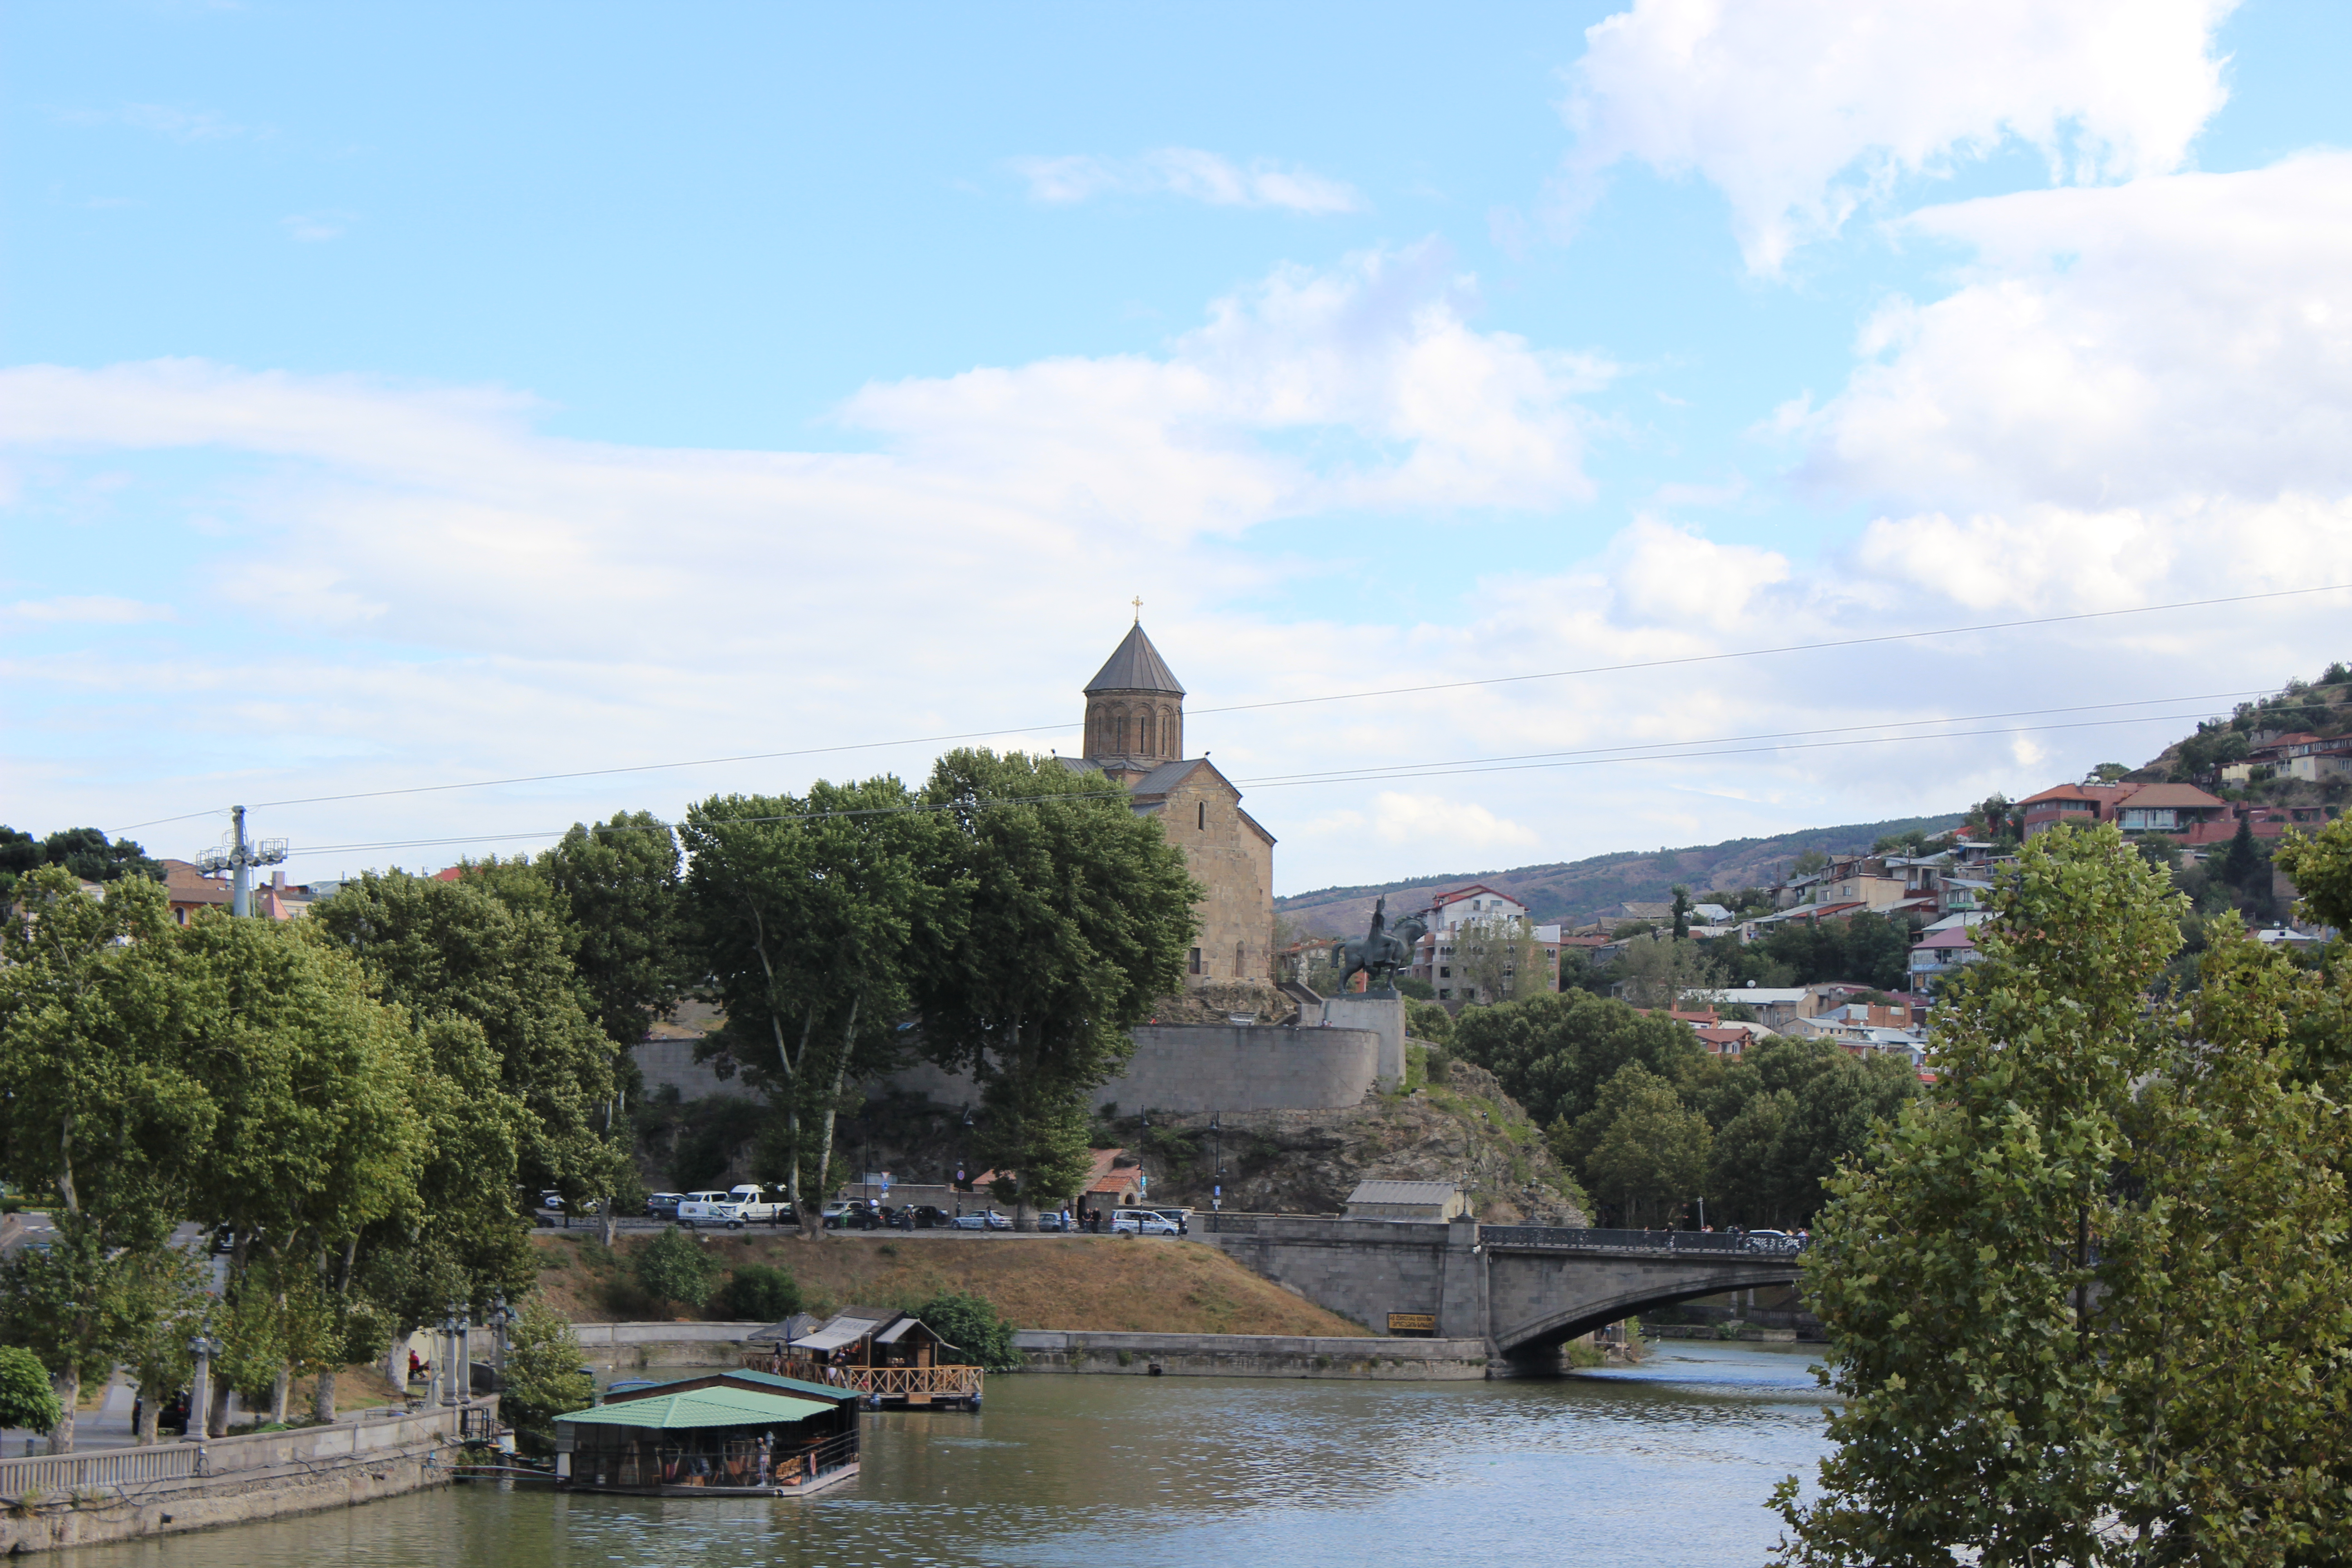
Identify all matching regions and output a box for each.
[676,1191,743,1229]
[728,1183,790,1224]
[1111,1208,1180,1236]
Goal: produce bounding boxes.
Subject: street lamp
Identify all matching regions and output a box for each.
[455,1302,474,1406]
[186,1330,220,1442]
[1209,1113,1224,1212]
[486,1294,512,1390]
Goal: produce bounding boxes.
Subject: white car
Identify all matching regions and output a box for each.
[676,1191,744,1229]
[1111,1208,1179,1236]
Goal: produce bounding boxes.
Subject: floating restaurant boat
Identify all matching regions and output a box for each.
[746,1307,983,1409]
[552,1369,862,1496]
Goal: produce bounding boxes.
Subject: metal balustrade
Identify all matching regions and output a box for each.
[1479,1225,1807,1256]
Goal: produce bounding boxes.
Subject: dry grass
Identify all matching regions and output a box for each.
[528,1230,1370,1337]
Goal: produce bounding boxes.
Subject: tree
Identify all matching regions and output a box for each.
[914,1291,1021,1371]
[1612,931,1719,1009]
[1775,824,2352,1565]
[1552,1062,1711,1228]
[0,828,163,906]
[539,813,689,1051]
[914,750,1198,1228]
[2274,813,2352,929]
[309,869,623,1208]
[683,776,944,1221]
[0,1347,60,1436]
[1451,990,1706,1129]
[1670,884,1693,940]
[1452,914,1545,1004]
[635,1225,720,1314]
[500,1299,592,1452]
[715,1264,802,1322]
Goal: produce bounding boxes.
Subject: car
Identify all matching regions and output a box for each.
[536,1191,602,1215]
[1150,1207,1192,1235]
[1034,1210,1070,1232]
[1740,1229,1801,1254]
[1111,1208,1179,1236]
[727,1183,791,1224]
[823,1200,884,1230]
[643,1192,685,1220]
[949,1209,1011,1230]
[676,1191,745,1229]
[902,1205,951,1229]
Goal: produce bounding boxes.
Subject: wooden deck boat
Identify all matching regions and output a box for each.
[745,1306,985,1409]
[553,1369,862,1497]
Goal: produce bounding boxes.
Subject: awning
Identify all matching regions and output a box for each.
[872,1318,959,1352]
[791,1318,883,1353]
[556,1386,834,1431]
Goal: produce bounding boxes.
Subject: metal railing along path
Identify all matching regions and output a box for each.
[1478,1226,1808,1256]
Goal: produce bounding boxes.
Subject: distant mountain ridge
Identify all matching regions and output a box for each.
[1275,813,1967,938]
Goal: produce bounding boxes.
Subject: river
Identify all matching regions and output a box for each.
[57,1343,1831,1568]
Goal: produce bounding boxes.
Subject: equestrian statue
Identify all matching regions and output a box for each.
[1328,896,1429,996]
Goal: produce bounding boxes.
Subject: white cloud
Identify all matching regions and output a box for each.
[1556,0,2235,273]
[1013,148,1365,214]
[1805,154,2352,512]
[6,596,176,625]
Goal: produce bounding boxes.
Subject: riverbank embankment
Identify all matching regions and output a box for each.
[0,1400,485,1555]
[1011,1329,1492,1379]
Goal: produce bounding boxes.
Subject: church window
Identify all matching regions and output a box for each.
[1235,941,1245,975]
[1197,801,1205,830]
[1188,947,1201,975]
[1141,714,1152,753]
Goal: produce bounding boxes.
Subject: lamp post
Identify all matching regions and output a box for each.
[456,1302,474,1406]
[1209,1113,1224,1212]
[487,1294,511,1390]
[186,1331,220,1443]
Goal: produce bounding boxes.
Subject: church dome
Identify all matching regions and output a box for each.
[1083,622,1185,696]
[1082,621,1184,769]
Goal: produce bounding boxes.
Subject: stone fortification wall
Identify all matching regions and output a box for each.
[0,1400,481,1555]
[636,1037,752,1102]
[883,1023,1380,1114]
[1012,1329,1491,1380]
[571,1320,768,1374]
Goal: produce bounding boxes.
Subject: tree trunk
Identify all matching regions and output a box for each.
[47,1365,78,1454]
[314,1367,338,1424]
[776,1004,814,1227]
[809,995,860,1225]
[386,1331,408,1403]
[269,1364,291,1425]
[134,1385,160,1446]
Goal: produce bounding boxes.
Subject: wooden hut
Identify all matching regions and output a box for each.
[554,1369,862,1495]
[748,1306,982,1408]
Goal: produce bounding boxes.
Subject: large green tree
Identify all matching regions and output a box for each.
[683,776,945,1219]
[914,750,1198,1227]
[1451,989,1707,1130]
[539,812,689,1052]
[1776,824,2352,1565]
[1553,1061,1713,1227]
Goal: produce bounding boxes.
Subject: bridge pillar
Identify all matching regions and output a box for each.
[1437,1212,1487,1345]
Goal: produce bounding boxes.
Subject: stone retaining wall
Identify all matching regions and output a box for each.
[571,1321,769,1373]
[1012,1330,1491,1380]
[887,1023,1382,1114]
[0,1401,483,1555]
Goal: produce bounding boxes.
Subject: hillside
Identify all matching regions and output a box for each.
[1276,813,1965,936]
[530,1229,1372,1336]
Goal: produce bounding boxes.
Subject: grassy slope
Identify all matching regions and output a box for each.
[529,1230,1371,1338]
[1275,813,1967,936]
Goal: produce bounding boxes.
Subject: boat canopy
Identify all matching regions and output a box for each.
[555,1386,833,1431]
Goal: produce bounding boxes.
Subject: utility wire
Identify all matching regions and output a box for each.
[107,580,2352,834]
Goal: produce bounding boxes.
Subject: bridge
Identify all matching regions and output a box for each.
[1201,1213,1806,1368]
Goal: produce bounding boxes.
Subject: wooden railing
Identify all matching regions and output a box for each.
[747,1357,983,1401]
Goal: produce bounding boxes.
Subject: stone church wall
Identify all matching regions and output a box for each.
[881,1024,1380,1114]
[1156,773,1275,986]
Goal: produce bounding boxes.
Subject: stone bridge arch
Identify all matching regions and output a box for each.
[1488,1263,1804,1356]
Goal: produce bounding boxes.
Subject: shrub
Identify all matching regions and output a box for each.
[0,1347,59,1434]
[715,1264,802,1323]
[915,1291,1021,1371]
[499,1300,591,1453]
[634,1225,719,1313]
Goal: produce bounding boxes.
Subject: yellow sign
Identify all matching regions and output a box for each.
[1387,1313,1437,1333]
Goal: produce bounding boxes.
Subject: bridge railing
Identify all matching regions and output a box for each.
[1479,1226,1807,1256]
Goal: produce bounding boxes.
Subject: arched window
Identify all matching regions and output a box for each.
[1197,801,1206,831]
[1235,941,1245,975]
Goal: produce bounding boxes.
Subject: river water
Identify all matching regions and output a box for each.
[59,1343,1830,1568]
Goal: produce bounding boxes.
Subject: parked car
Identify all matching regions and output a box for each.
[1112,1208,1179,1236]
[676,1191,744,1229]
[643,1192,685,1220]
[536,1191,601,1215]
[1150,1207,1192,1235]
[950,1209,1011,1230]
[902,1205,951,1229]
[824,1200,883,1230]
[727,1183,791,1224]
[1033,1210,1070,1232]
[1740,1229,1801,1254]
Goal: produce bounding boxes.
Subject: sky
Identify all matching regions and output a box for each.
[7,0,2352,894]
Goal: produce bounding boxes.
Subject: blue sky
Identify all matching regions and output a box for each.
[8,0,2352,891]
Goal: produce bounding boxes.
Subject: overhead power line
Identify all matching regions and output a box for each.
[107,580,2352,835]
[274,689,2332,861]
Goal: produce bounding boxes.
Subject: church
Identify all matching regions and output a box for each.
[1059,620,1276,988]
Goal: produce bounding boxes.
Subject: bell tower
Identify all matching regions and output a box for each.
[1082,618,1186,783]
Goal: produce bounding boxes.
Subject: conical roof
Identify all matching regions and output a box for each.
[1083,622,1185,696]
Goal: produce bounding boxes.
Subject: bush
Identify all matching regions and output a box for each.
[1393,977,1436,1000]
[913,1291,1021,1371]
[499,1300,591,1453]
[0,1346,59,1433]
[715,1264,802,1323]
[634,1225,719,1313]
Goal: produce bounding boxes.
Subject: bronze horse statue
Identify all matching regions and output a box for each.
[1328,896,1430,995]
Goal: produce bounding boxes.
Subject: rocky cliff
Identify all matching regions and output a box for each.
[1112,1056,1587,1224]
